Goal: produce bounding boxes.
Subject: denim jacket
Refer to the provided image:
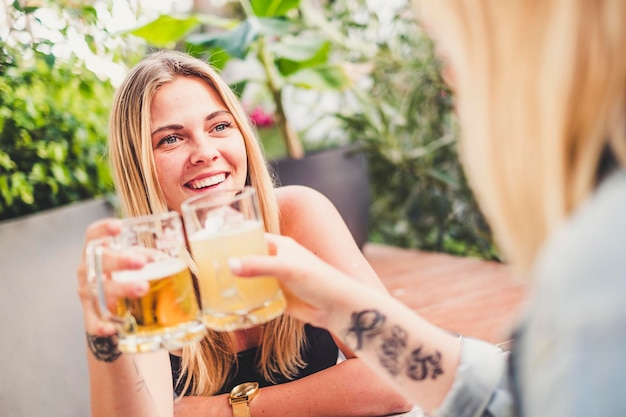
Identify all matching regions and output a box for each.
[433,170,626,417]
[434,337,513,417]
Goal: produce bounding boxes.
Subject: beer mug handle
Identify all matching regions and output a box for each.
[86,238,121,323]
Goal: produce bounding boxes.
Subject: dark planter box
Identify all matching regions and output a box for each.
[270,145,370,248]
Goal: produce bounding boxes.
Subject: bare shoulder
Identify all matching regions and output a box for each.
[273,185,347,245]
[274,185,336,216]
[273,185,384,290]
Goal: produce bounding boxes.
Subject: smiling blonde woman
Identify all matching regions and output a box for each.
[75,50,412,417]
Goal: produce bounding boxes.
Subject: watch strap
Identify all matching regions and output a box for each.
[229,382,259,417]
[230,399,252,417]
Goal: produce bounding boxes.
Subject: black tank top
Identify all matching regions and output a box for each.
[170,325,339,396]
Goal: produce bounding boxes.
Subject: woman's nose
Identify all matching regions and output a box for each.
[189,136,219,165]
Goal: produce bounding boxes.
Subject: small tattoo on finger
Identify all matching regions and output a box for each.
[86,332,121,363]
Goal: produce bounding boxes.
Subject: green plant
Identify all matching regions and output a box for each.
[0,52,115,221]
[0,0,144,220]
[127,0,496,258]
[129,0,352,159]
[327,2,498,259]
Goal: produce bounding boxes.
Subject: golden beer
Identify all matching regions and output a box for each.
[111,258,205,352]
[188,219,286,331]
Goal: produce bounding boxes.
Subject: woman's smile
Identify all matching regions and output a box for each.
[150,76,248,212]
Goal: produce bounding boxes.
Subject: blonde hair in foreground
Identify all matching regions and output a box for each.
[418,0,626,274]
[108,50,306,396]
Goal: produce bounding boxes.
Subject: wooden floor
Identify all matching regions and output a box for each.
[363,243,527,345]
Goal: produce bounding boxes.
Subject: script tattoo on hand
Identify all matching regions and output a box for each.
[86,332,121,363]
[345,309,444,381]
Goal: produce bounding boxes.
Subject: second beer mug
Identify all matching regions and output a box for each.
[87,211,205,353]
[181,187,287,331]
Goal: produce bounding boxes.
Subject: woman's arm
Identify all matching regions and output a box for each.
[174,186,414,417]
[174,358,412,417]
[277,185,416,411]
[85,349,172,417]
[76,219,174,417]
[231,233,468,414]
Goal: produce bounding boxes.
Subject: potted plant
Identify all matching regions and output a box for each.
[128,0,372,247]
[324,1,497,259]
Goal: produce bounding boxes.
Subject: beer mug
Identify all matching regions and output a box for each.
[87,212,205,353]
[181,187,286,331]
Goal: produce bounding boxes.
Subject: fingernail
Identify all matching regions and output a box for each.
[106,219,123,234]
[134,282,149,295]
[128,256,147,268]
[228,257,242,274]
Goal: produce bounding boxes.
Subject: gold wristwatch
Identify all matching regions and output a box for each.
[228,382,259,417]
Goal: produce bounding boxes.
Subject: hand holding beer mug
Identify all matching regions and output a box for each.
[181,187,286,331]
[87,212,205,353]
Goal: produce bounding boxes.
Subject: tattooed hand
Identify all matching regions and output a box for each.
[86,332,122,363]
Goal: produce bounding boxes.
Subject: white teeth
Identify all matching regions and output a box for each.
[188,173,226,189]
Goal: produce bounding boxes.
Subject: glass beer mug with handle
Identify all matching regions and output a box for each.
[181,186,286,331]
[87,211,206,353]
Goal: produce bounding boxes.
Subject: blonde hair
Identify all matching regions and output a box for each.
[108,50,306,395]
[418,0,626,274]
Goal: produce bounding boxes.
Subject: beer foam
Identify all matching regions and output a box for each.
[189,219,262,242]
[112,258,187,283]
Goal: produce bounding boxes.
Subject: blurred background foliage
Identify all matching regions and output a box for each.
[325,1,498,259]
[0,0,497,259]
[0,0,142,220]
[0,51,114,220]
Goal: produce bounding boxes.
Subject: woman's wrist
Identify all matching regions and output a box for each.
[86,332,122,363]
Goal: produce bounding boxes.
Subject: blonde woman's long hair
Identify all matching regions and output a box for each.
[108,50,306,395]
[418,0,626,275]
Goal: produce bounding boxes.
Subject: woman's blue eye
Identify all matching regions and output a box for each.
[214,122,233,132]
[159,135,179,146]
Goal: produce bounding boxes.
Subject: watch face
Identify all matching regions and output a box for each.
[231,382,259,398]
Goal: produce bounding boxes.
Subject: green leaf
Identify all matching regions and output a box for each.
[80,6,98,25]
[51,163,71,185]
[251,0,300,17]
[74,167,89,185]
[11,172,33,204]
[0,175,11,205]
[184,44,232,70]
[205,48,231,70]
[11,0,38,14]
[272,36,328,62]
[256,17,292,37]
[130,15,202,48]
[187,20,257,59]
[0,151,15,170]
[48,142,67,162]
[85,34,97,55]
[11,0,23,12]
[30,163,47,182]
[229,80,248,98]
[273,38,330,75]
[34,51,55,68]
[286,65,352,90]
